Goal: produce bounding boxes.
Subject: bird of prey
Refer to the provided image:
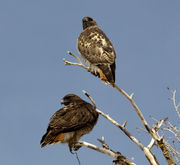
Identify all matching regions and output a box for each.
[40,94,99,153]
[77,16,116,84]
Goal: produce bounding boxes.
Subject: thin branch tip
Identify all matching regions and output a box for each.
[130,93,134,99]
[67,51,74,56]
[122,120,127,128]
[82,90,96,108]
[82,90,88,96]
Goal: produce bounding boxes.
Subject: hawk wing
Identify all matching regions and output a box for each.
[78,27,116,83]
[49,103,98,132]
[40,102,98,147]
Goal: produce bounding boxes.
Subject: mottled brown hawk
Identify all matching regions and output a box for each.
[40,94,99,153]
[77,16,116,84]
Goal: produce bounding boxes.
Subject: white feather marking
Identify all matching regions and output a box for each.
[89,64,99,73]
[101,38,107,46]
[91,34,107,46]
[99,47,104,55]
[61,132,75,143]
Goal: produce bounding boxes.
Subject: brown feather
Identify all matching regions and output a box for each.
[53,133,65,142]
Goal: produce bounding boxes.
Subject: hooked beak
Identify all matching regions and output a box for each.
[61,99,65,105]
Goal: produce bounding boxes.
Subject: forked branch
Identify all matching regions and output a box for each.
[168,88,180,118]
[75,138,136,165]
[83,90,159,165]
[63,51,90,72]
[63,51,175,164]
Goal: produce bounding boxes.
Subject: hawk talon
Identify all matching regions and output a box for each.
[69,143,81,154]
[73,143,82,151]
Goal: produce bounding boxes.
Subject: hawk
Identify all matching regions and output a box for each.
[77,16,116,84]
[40,94,99,153]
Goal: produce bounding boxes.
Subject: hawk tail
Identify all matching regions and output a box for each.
[98,63,116,84]
[110,62,116,83]
[40,129,64,148]
[40,130,52,148]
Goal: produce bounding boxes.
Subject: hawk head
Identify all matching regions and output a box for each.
[61,94,82,106]
[82,17,97,30]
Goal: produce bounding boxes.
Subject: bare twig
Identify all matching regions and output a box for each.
[162,128,180,143]
[97,136,109,150]
[67,51,82,64]
[76,140,136,165]
[63,51,90,72]
[165,141,180,159]
[82,90,96,109]
[168,88,180,118]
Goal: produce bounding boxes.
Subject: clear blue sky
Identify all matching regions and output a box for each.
[0,0,180,164]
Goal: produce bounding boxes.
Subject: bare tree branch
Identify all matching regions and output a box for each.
[63,51,90,72]
[63,51,175,165]
[111,84,158,139]
[112,84,175,165]
[151,117,180,164]
[168,88,180,118]
[147,120,164,150]
[163,128,180,143]
[82,90,160,165]
[82,90,96,109]
[75,139,136,165]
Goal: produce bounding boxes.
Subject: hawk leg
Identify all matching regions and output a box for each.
[68,142,82,154]
[68,142,74,154]
[88,65,99,77]
[73,143,82,151]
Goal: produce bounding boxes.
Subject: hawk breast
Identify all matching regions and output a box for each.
[77,26,116,65]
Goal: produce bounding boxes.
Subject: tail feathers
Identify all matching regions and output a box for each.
[97,63,115,84]
[110,62,116,83]
[41,141,47,148]
[40,131,50,148]
[40,129,55,148]
[40,130,65,148]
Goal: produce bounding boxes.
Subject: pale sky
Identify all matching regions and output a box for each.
[0,0,180,164]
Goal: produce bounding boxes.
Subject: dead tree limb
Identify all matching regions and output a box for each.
[76,137,136,165]
[168,88,180,118]
[63,51,175,164]
[83,90,160,165]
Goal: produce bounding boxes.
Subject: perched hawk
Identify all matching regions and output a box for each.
[77,16,116,84]
[40,94,99,152]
